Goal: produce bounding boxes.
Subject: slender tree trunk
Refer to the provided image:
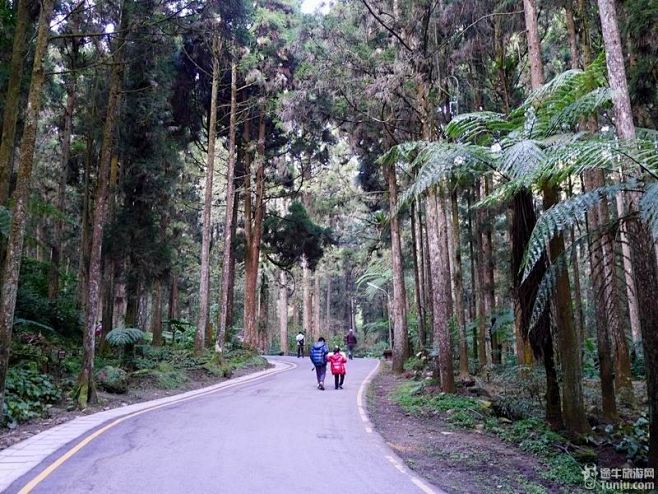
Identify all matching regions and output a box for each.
[615,189,642,353]
[569,228,585,348]
[564,4,579,70]
[151,280,163,346]
[474,184,488,368]
[598,0,658,466]
[258,273,269,352]
[481,179,496,364]
[467,192,478,362]
[313,274,321,338]
[302,256,312,337]
[243,109,266,348]
[195,35,221,354]
[325,276,331,334]
[279,270,288,354]
[385,162,409,373]
[48,82,76,299]
[76,5,128,408]
[448,190,469,378]
[0,0,30,205]
[226,190,239,333]
[426,187,454,392]
[217,61,238,351]
[525,0,585,432]
[0,0,55,415]
[411,202,426,350]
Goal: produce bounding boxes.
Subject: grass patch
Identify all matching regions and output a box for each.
[391,380,586,491]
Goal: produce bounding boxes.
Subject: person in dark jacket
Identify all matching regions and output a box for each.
[309,337,329,390]
[344,329,357,360]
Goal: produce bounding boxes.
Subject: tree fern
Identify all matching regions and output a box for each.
[548,87,613,133]
[639,183,658,240]
[522,181,639,281]
[398,142,493,206]
[105,327,146,347]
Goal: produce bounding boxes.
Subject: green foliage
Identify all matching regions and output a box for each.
[2,367,60,427]
[105,328,146,347]
[96,366,129,394]
[392,381,487,428]
[15,258,81,338]
[262,201,333,270]
[604,416,650,465]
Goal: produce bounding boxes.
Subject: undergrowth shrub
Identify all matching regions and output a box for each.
[2,367,60,427]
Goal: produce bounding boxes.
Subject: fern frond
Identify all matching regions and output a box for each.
[548,88,612,133]
[640,183,658,240]
[499,138,546,184]
[106,327,146,347]
[399,143,493,206]
[377,141,429,167]
[522,181,638,280]
[445,112,512,143]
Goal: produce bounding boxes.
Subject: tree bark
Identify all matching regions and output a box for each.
[302,256,312,338]
[597,0,658,465]
[0,0,31,205]
[313,273,321,338]
[279,270,288,354]
[0,0,55,414]
[48,81,76,300]
[151,280,163,346]
[426,187,454,392]
[448,190,469,378]
[195,34,221,354]
[217,61,238,351]
[385,162,409,373]
[243,109,266,348]
[411,202,426,350]
[480,179,496,364]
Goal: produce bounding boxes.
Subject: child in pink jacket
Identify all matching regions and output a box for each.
[327,346,347,389]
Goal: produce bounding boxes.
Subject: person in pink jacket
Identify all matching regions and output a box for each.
[327,346,347,389]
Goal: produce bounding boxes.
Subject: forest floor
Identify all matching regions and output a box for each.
[368,365,618,494]
[0,360,270,451]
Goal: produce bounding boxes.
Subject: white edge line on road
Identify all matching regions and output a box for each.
[11,360,295,494]
[358,360,445,494]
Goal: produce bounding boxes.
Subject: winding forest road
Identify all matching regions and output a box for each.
[3,357,441,494]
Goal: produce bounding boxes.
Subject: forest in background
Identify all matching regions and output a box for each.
[0,0,657,481]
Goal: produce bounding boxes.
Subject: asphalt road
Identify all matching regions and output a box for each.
[7,356,439,494]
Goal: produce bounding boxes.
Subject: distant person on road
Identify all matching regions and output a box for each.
[310,336,329,390]
[344,329,357,360]
[296,331,305,358]
[327,346,347,389]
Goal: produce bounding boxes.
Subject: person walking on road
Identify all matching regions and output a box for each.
[327,346,347,389]
[344,329,357,360]
[296,331,305,358]
[310,336,329,390]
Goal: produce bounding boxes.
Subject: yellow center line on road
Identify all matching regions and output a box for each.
[18,361,295,494]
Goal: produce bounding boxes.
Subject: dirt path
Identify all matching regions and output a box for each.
[367,367,583,494]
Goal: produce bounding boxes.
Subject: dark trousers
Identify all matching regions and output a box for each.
[315,364,327,385]
[334,373,345,388]
[297,344,304,358]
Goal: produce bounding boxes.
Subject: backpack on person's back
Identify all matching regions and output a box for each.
[310,341,328,367]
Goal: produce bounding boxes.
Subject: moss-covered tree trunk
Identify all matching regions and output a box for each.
[0,0,55,416]
[0,0,31,205]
